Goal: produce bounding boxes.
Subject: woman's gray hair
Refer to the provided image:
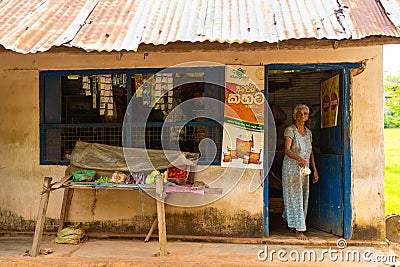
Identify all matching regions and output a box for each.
[293,104,309,115]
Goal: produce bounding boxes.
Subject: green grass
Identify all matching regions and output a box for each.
[384,128,400,215]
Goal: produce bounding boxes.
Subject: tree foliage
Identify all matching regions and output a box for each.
[384,71,400,128]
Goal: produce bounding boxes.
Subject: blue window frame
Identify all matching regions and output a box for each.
[40,67,225,165]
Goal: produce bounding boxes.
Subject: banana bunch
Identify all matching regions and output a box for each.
[94,176,109,183]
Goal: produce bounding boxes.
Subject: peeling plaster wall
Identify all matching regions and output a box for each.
[0,46,385,239]
[0,68,66,231]
[350,54,386,240]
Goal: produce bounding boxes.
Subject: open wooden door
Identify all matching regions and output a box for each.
[308,71,344,236]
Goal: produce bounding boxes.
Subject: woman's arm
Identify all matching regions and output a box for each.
[310,150,319,183]
[283,136,307,167]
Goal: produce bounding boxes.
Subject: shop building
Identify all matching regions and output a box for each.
[0,0,399,240]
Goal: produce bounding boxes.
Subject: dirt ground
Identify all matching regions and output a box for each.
[0,235,399,267]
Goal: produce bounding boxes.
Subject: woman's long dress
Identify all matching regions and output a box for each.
[282,124,312,231]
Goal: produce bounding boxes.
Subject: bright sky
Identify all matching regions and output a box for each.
[383,44,400,74]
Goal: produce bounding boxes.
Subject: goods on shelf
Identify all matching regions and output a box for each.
[145,170,161,184]
[72,170,96,182]
[167,165,190,185]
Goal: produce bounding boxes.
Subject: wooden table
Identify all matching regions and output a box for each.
[31,176,222,257]
[31,176,168,257]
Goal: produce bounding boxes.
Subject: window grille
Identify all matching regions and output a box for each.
[40,68,224,165]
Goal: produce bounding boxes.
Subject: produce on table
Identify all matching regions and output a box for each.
[111,172,127,183]
[124,174,134,184]
[163,171,168,182]
[94,176,109,183]
[133,173,146,184]
[168,167,188,179]
[145,170,161,184]
[72,170,96,182]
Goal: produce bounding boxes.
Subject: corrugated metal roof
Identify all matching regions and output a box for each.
[71,0,281,51]
[343,0,400,39]
[379,0,400,29]
[0,0,399,54]
[0,0,99,53]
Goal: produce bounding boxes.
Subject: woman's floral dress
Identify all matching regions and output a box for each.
[282,124,312,231]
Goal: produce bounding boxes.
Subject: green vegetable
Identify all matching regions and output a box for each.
[145,170,160,184]
[94,176,109,183]
[72,170,96,182]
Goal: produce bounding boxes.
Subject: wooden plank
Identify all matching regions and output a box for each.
[67,183,156,190]
[156,175,167,256]
[204,188,223,194]
[51,175,72,190]
[66,182,223,195]
[58,187,74,233]
[144,218,157,242]
[31,177,53,257]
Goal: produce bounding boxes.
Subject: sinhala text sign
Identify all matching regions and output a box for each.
[221,67,264,169]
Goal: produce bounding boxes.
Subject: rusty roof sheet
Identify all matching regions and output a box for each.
[380,0,400,29]
[0,0,99,53]
[0,0,399,54]
[343,0,400,39]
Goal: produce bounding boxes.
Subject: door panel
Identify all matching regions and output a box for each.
[308,153,343,236]
[264,65,352,237]
[308,73,344,236]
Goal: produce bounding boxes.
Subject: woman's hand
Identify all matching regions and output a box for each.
[297,157,307,168]
[310,150,318,183]
[312,169,319,183]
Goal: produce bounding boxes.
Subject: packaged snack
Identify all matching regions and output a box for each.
[249,150,261,164]
[110,172,127,183]
[229,149,237,159]
[223,152,231,162]
[236,137,253,159]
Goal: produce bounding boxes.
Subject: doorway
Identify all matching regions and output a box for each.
[263,64,358,239]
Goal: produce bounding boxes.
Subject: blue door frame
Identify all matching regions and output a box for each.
[263,63,360,239]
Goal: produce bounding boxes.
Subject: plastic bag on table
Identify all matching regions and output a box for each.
[110,171,127,183]
[72,170,96,182]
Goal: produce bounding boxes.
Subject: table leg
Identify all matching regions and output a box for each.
[58,187,73,233]
[144,218,157,242]
[31,177,53,257]
[156,175,167,256]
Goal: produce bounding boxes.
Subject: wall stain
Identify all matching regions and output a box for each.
[91,191,97,218]
[352,224,384,240]
[0,209,58,232]
[1,208,263,237]
[165,208,263,237]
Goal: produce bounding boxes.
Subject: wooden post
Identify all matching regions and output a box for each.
[31,177,53,257]
[58,187,73,233]
[155,175,167,256]
[144,218,157,242]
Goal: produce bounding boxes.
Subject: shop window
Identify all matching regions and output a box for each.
[40,67,225,165]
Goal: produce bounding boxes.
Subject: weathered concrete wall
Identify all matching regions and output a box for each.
[0,69,66,232]
[350,52,386,240]
[0,45,385,239]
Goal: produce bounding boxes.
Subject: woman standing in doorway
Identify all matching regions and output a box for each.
[282,104,319,240]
